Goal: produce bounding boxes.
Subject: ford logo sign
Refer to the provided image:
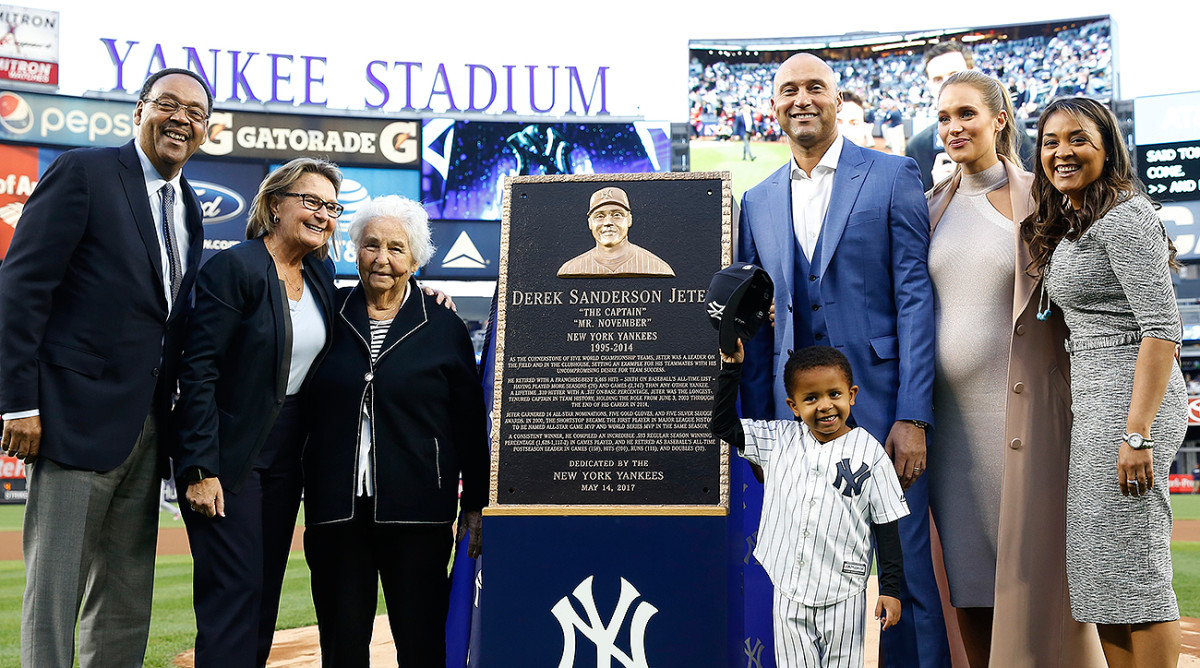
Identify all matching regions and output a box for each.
[192,181,247,225]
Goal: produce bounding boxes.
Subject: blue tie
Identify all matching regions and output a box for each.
[160,183,181,303]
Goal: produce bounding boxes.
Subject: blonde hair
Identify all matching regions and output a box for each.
[930,70,1020,196]
[245,157,342,261]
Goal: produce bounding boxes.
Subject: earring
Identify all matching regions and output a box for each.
[1035,266,1052,321]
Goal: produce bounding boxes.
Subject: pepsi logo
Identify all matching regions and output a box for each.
[191,181,247,224]
[0,92,33,135]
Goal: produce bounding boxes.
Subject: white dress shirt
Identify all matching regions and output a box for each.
[134,141,191,313]
[790,133,844,262]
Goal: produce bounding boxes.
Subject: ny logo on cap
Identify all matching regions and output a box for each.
[707,301,726,320]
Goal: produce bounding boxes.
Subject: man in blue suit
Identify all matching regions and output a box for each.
[0,68,210,667]
[738,53,950,667]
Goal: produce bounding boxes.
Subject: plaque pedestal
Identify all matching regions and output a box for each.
[482,514,729,666]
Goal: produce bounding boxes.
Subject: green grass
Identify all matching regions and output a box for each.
[689,140,794,203]
[1175,542,1200,618]
[1172,493,1200,520]
[0,552,369,667]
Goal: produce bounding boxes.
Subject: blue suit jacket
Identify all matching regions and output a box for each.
[737,140,935,439]
[0,141,203,472]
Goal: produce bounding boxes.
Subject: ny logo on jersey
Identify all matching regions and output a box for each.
[833,458,871,497]
[743,637,765,668]
[551,576,659,668]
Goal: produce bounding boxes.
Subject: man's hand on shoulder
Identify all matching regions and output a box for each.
[1,415,41,461]
[884,421,926,490]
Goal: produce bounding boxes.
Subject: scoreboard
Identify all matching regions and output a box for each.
[1135,91,1200,204]
[1139,142,1200,200]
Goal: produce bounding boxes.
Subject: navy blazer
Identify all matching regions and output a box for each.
[174,237,335,493]
[302,282,488,525]
[737,140,936,438]
[0,141,202,471]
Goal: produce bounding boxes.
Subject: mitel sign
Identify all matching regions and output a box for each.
[0,5,59,86]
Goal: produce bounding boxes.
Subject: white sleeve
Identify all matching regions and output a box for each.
[739,418,797,467]
[866,445,909,524]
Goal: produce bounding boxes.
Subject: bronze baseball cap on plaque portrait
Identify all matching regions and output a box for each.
[705,264,774,356]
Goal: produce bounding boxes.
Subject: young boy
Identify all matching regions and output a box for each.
[711,341,908,668]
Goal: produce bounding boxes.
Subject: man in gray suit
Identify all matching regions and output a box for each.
[0,68,211,667]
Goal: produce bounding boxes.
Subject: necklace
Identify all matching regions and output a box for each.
[265,238,304,296]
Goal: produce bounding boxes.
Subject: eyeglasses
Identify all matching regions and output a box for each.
[590,210,628,223]
[282,192,345,218]
[142,96,210,125]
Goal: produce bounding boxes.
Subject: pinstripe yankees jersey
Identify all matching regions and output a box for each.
[741,420,909,606]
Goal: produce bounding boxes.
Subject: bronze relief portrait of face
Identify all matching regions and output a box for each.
[556,186,675,278]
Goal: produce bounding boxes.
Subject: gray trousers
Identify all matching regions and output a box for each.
[21,415,160,668]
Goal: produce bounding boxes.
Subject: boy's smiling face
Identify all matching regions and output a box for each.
[785,365,858,442]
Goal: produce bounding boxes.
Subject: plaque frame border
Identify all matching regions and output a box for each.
[487,171,733,516]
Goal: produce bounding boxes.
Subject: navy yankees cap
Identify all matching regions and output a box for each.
[705,264,774,356]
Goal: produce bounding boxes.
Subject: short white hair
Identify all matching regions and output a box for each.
[348,195,436,269]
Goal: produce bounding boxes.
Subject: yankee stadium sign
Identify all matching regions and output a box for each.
[99,39,611,116]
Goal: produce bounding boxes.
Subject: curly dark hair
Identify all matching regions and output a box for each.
[783,346,854,397]
[1019,96,1175,275]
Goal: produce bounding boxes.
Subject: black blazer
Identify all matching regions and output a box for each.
[174,237,335,492]
[302,282,488,525]
[0,141,202,472]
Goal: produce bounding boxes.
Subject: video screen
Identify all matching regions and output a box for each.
[688,16,1115,195]
[421,120,672,220]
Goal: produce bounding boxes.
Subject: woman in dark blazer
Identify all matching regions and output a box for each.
[303,194,488,667]
[174,157,341,667]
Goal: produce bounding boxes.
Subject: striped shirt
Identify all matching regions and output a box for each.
[741,420,909,606]
[356,317,393,497]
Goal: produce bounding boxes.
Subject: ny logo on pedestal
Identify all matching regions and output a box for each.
[743,637,765,668]
[833,458,871,497]
[551,575,659,668]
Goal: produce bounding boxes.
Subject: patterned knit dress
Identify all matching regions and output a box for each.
[1044,196,1185,624]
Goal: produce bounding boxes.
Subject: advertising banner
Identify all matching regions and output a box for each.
[421,220,501,281]
[1169,474,1196,494]
[0,5,58,86]
[184,158,267,264]
[0,141,35,259]
[0,454,27,503]
[0,90,422,170]
[322,165,421,277]
[203,111,420,167]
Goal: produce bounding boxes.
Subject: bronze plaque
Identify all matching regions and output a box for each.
[489,172,732,514]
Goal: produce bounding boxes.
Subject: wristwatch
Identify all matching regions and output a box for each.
[1123,432,1154,450]
[903,420,930,431]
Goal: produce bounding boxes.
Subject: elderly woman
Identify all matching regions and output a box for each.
[1023,97,1185,668]
[302,194,487,667]
[174,157,340,666]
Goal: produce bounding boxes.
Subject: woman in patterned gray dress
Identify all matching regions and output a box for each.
[1021,97,1185,668]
